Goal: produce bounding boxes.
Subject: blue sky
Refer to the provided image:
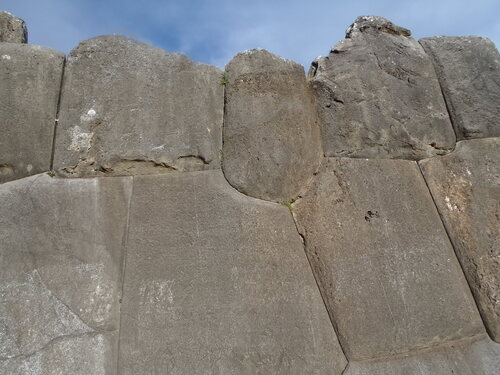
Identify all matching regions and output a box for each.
[2,0,499,69]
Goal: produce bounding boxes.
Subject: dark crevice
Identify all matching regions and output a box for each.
[49,55,66,171]
[416,161,489,339]
[340,362,350,375]
[115,175,135,373]
[418,39,460,143]
[286,207,351,365]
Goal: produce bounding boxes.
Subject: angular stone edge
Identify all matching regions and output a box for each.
[0,11,27,43]
[420,36,500,140]
[53,35,224,178]
[0,43,65,184]
[222,48,323,203]
[419,137,500,342]
[345,336,500,375]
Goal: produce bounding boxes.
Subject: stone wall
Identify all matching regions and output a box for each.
[1,12,499,374]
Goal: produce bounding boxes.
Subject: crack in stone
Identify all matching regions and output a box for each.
[0,331,112,362]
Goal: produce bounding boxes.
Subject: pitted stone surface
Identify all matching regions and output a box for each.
[345,337,500,375]
[420,138,500,342]
[53,35,223,177]
[223,49,322,202]
[0,11,27,43]
[420,37,500,140]
[0,333,117,375]
[309,16,455,160]
[119,171,346,374]
[293,158,483,360]
[0,44,64,183]
[0,174,131,372]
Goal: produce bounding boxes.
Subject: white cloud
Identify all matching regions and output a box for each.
[2,0,498,68]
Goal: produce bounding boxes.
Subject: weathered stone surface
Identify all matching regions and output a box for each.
[119,171,346,374]
[53,35,223,177]
[420,138,500,342]
[345,337,500,374]
[0,174,131,373]
[309,16,455,160]
[0,44,64,183]
[0,11,27,43]
[420,37,500,140]
[0,332,117,375]
[223,49,322,202]
[293,158,483,360]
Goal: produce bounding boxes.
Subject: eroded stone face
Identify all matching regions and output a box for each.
[223,49,322,202]
[420,37,500,140]
[420,138,500,342]
[0,44,64,183]
[309,16,455,160]
[345,337,500,375]
[0,174,131,372]
[0,11,27,43]
[118,170,346,374]
[53,35,224,177]
[1,332,117,375]
[293,158,483,360]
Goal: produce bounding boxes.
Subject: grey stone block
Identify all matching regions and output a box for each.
[0,333,117,375]
[345,337,500,375]
[309,16,455,160]
[0,11,27,43]
[0,44,64,183]
[0,174,131,373]
[420,37,500,139]
[293,157,484,360]
[420,138,500,341]
[53,35,223,177]
[118,170,346,374]
[223,49,322,202]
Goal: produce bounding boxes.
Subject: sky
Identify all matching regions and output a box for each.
[2,0,500,69]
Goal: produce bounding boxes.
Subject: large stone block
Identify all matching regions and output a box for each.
[345,337,500,375]
[420,37,500,139]
[293,157,483,360]
[420,138,500,341]
[309,16,455,160]
[0,174,131,373]
[0,332,117,375]
[0,11,27,43]
[0,44,64,183]
[118,171,346,374]
[53,35,223,177]
[223,49,322,202]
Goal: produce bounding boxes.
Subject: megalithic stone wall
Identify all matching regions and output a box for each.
[1,12,499,374]
[0,43,64,183]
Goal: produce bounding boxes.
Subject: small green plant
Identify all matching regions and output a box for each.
[280,198,297,211]
[219,148,224,161]
[47,171,55,178]
[219,72,229,86]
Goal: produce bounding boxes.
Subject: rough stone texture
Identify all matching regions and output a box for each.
[345,337,500,374]
[420,36,500,140]
[0,174,132,373]
[0,11,27,43]
[293,157,484,360]
[223,49,322,202]
[0,44,64,183]
[118,171,346,374]
[53,35,223,177]
[309,16,455,160]
[420,138,500,342]
[0,333,117,375]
